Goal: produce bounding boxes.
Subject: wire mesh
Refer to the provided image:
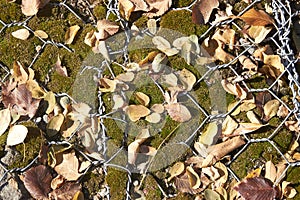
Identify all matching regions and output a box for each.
[0,0,299,199]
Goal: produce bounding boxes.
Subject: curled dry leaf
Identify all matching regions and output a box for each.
[49,182,82,200]
[234,177,279,200]
[192,0,219,25]
[54,150,82,181]
[11,28,30,40]
[26,79,46,99]
[212,28,236,49]
[128,129,150,165]
[65,25,80,44]
[97,20,119,36]
[277,104,289,118]
[152,36,178,56]
[263,99,280,121]
[0,108,11,136]
[265,160,276,183]
[46,113,64,137]
[221,79,247,100]
[152,53,166,73]
[233,122,266,135]
[165,103,191,122]
[222,115,238,136]
[145,112,161,123]
[179,68,196,91]
[126,105,151,122]
[99,78,117,92]
[239,55,258,72]
[282,181,297,199]
[246,110,261,124]
[7,124,28,146]
[51,175,65,190]
[54,55,68,77]
[118,0,135,20]
[135,92,150,106]
[238,8,275,26]
[84,30,97,47]
[21,0,50,16]
[168,162,185,181]
[34,30,48,39]
[24,165,52,200]
[227,101,240,116]
[186,166,201,189]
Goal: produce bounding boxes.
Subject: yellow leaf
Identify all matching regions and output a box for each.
[65,25,80,44]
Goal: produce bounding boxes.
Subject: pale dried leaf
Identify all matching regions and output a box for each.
[126,105,151,122]
[144,0,172,17]
[152,53,166,73]
[162,73,178,87]
[99,78,117,92]
[97,20,119,36]
[246,110,261,124]
[112,94,125,110]
[265,161,276,183]
[84,30,97,47]
[7,124,28,146]
[212,28,236,49]
[222,115,239,136]
[179,68,196,91]
[204,189,221,200]
[26,79,46,99]
[135,92,150,106]
[128,129,150,165]
[165,103,191,122]
[49,182,81,200]
[51,175,65,190]
[174,172,204,194]
[277,105,289,118]
[54,150,82,181]
[239,55,258,72]
[192,0,219,24]
[34,30,48,39]
[282,181,297,198]
[221,80,247,100]
[145,112,161,123]
[199,122,219,146]
[239,8,275,26]
[151,104,164,114]
[215,46,234,63]
[44,91,56,114]
[186,166,201,189]
[46,113,64,137]
[65,25,80,44]
[233,123,266,135]
[116,72,135,82]
[54,55,68,77]
[0,108,11,136]
[12,28,30,40]
[264,99,280,120]
[21,0,49,16]
[263,53,285,73]
[147,19,157,34]
[214,162,228,186]
[227,101,240,116]
[248,25,272,43]
[118,0,135,20]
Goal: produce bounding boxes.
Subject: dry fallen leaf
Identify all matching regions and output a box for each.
[118,0,135,20]
[221,79,247,100]
[116,72,135,82]
[239,8,275,26]
[165,103,191,122]
[128,129,150,165]
[99,78,117,92]
[126,105,151,122]
[135,92,150,106]
[222,115,239,136]
[282,181,297,199]
[186,166,201,189]
[147,19,157,34]
[263,53,285,73]
[34,30,48,39]
[265,160,277,183]
[54,55,68,77]
[248,25,272,43]
[0,108,11,136]
[199,122,219,146]
[11,28,30,40]
[145,112,161,123]
[96,20,119,36]
[46,113,64,137]
[152,36,178,56]
[144,0,172,17]
[263,99,280,121]
[51,175,65,190]
[65,25,80,44]
[7,124,28,146]
[24,165,52,200]
[21,0,50,16]
[179,68,196,91]
[204,189,221,200]
[234,177,279,200]
[174,171,204,194]
[168,162,185,181]
[151,104,164,114]
[54,150,82,181]
[49,182,82,200]
[192,0,219,25]
[233,122,266,135]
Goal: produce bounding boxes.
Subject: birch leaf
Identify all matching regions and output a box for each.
[199,122,219,146]
[12,28,30,40]
[0,108,11,136]
[239,8,275,26]
[65,25,80,44]
[7,124,28,146]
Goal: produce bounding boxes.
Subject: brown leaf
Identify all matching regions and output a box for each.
[54,55,68,77]
[54,150,82,181]
[174,171,204,194]
[186,166,201,189]
[239,8,275,26]
[2,83,40,118]
[49,182,81,200]
[144,0,172,17]
[96,20,119,38]
[34,30,48,39]
[192,0,219,25]
[21,0,50,16]
[135,92,150,106]
[24,165,52,200]
[65,25,80,44]
[168,162,185,181]
[248,25,272,43]
[128,129,150,165]
[126,105,151,122]
[234,177,279,200]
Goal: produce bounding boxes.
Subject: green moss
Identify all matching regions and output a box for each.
[142,175,162,199]
[160,10,209,37]
[0,0,24,23]
[230,139,289,179]
[133,16,149,29]
[0,27,43,67]
[8,121,45,169]
[245,74,269,89]
[0,132,8,158]
[232,1,248,14]
[172,0,194,8]
[47,71,74,93]
[169,193,194,200]
[93,5,107,20]
[82,171,105,198]
[105,167,128,200]
[286,167,300,200]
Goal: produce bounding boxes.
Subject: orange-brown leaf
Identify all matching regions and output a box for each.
[239,8,274,26]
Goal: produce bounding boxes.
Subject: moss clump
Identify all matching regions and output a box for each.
[0,0,25,23]
[142,175,162,199]
[133,15,149,29]
[169,192,193,200]
[93,5,107,20]
[160,10,209,37]
[286,167,300,200]
[105,167,128,200]
[0,27,43,67]
[172,0,195,8]
[245,74,269,89]
[82,171,105,198]
[8,121,45,169]
[232,1,248,14]
[230,141,286,179]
